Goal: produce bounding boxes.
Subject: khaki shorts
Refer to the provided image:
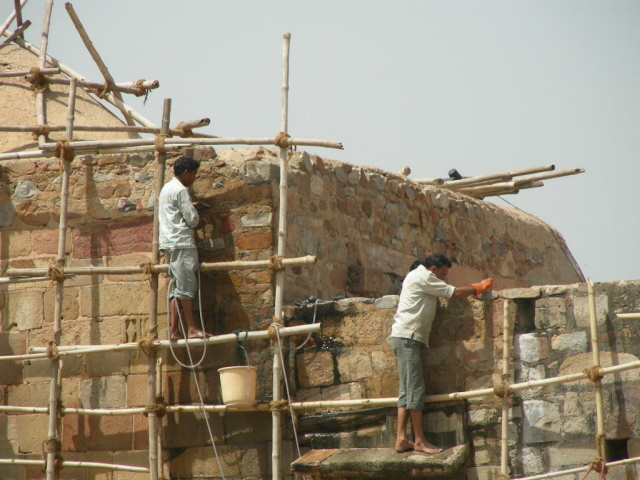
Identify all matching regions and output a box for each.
[164,248,198,300]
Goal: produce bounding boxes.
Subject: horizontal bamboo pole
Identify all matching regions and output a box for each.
[22,324,320,361]
[6,255,316,278]
[24,75,160,96]
[459,181,544,198]
[617,313,640,320]
[518,455,640,480]
[0,124,214,138]
[0,458,149,472]
[0,67,60,78]
[0,145,186,161]
[513,168,584,186]
[412,178,445,186]
[39,136,343,151]
[442,172,513,190]
[0,275,74,285]
[509,164,555,178]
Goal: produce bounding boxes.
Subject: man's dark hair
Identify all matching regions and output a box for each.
[424,253,452,269]
[174,156,200,176]
[409,260,424,271]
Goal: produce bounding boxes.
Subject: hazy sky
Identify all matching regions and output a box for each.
[4,1,640,283]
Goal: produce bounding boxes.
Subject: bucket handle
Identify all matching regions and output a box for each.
[233,330,249,366]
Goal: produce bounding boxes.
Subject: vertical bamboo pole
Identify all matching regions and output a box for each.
[35,0,54,146]
[500,299,512,478]
[156,358,164,478]
[64,2,137,137]
[13,0,24,37]
[271,33,291,480]
[46,76,76,480]
[588,280,606,459]
[146,98,171,480]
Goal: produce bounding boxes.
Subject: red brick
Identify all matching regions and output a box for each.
[235,232,272,250]
[71,216,153,258]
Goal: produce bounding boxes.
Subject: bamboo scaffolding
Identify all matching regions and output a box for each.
[24,323,321,358]
[518,455,640,480]
[156,358,165,478]
[0,275,73,285]
[5,255,316,277]
[509,164,555,178]
[412,178,445,186]
[24,74,160,96]
[617,313,640,320]
[0,0,28,39]
[512,168,584,187]
[39,136,343,151]
[0,458,149,472]
[65,2,137,136]
[146,98,171,480]
[500,300,512,478]
[0,67,59,77]
[0,123,213,137]
[0,19,30,48]
[458,181,544,199]
[35,0,54,148]
[442,172,513,190]
[1,29,158,128]
[588,280,606,460]
[13,0,23,36]
[271,32,292,480]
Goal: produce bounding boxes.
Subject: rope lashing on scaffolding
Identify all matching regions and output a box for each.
[493,374,512,399]
[42,437,63,472]
[54,139,75,164]
[92,80,113,99]
[581,456,608,480]
[138,333,159,358]
[140,260,159,278]
[46,262,66,283]
[32,124,50,140]
[269,399,290,412]
[46,341,60,361]
[269,255,285,272]
[175,121,194,138]
[595,431,606,457]
[268,322,283,342]
[57,400,66,418]
[584,365,604,383]
[143,403,167,418]
[274,132,291,149]
[28,67,49,93]
[154,133,169,153]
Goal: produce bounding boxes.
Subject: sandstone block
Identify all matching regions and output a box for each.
[573,294,609,328]
[80,283,149,317]
[502,287,541,299]
[223,412,272,444]
[514,333,548,363]
[63,414,133,452]
[374,295,398,309]
[6,382,49,407]
[1,229,32,257]
[164,411,224,448]
[240,212,271,227]
[297,350,334,388]
[337,349,372,383]
[32,228,72,255]
[72,216,153,258]
[7,290,43,331]
[170,445,240,477]
[551,331,588,353]
[236,232,272,250]
[547,441,595,467]
[240,160,279,185]
[44,287,80,322]
[522,400,562,444]
[15,414,49,453]
[80,376,127,409]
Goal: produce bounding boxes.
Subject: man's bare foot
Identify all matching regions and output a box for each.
[186,329,213,339]
[414,441,442,454]
[395,439,414,453]
[170,332,183,341]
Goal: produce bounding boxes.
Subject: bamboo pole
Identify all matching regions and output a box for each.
[12,0,23,36]
[500,299,512,478]
[617,313,640,320]
[508,164,555,178]
[24,74,160,96]
[1,30,158,129]
[65,2,138,136]
[441,172,513,190]
[272,32,292,480]
[38,136,343,151]
[0,458,149,472]
[5,255,316,277]
[513,168,585,186]
[458,181,545,198]
[35,0,54,147]
[518,455,640,480]
[157,358,165,478]
[412,178,445,186]
[0,275,74,285]
[0,0,28,39]
[45,72,75,480]
[588,280,606,460]
[146,99,171,480]
[0,19,30,48]
[0,123,212,137]
[0,68,60,77]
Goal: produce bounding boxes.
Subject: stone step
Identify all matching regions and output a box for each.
[292,444,469,479]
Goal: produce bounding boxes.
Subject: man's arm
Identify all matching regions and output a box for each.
[450,278,493,299]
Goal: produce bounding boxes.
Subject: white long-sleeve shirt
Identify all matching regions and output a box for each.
[390,265,455,346]
[158,177,199,250]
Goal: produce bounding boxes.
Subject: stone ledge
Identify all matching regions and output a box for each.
[292,444,469,479]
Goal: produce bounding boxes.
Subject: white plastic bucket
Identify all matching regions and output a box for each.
[218,366,258,406]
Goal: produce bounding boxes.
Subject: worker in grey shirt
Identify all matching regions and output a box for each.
[390,254,493,454]
[159,156,213,340]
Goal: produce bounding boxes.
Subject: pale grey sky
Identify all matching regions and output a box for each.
[5,1,640,283]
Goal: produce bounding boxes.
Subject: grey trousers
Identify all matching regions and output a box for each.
[390,336,426,410]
